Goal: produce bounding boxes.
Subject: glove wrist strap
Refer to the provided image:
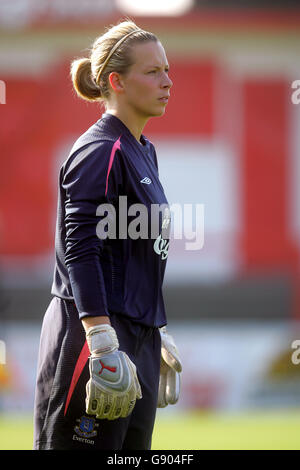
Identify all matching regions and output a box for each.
[159,326,167,334]
[86,324,119,356]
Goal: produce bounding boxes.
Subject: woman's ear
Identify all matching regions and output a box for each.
[108,72,125,94]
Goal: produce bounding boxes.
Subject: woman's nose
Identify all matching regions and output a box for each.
[163,74,173,89]
[167,76,173,88]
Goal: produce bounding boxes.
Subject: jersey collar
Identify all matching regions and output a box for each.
[101,112,148,148]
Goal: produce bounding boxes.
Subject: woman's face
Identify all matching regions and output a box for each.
[119,40,173,118]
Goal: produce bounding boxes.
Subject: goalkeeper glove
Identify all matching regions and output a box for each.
[157,326,182,408]
[85,324,142,420]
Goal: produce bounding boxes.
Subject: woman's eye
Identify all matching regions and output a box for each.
[147,69,169,75]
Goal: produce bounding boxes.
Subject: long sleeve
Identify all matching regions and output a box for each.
[62,140,122,319]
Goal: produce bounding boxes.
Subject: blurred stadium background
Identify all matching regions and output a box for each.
[1,0,300,450]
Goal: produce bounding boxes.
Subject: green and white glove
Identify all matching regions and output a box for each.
[157,326,182,408]
[85,324,142,420]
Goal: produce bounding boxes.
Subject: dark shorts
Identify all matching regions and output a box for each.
[33,297,161,450]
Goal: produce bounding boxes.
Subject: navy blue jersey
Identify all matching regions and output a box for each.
[51,113,170,327]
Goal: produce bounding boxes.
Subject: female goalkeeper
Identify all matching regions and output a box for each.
[33,19,182,450]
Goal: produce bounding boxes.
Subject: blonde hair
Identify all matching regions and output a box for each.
[70,19,158,106]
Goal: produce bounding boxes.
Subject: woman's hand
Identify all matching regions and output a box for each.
[84,324,142,420]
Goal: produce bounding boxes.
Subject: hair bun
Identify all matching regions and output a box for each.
[70,57,101,102]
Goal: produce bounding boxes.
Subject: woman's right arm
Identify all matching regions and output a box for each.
[81,315,111,333]
[62,140,122,326]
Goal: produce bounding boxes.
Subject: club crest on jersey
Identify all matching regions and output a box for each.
[74,416,98,438]
[154,234,169,260]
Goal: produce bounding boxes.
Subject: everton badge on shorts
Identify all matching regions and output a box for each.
[74,416,98,438]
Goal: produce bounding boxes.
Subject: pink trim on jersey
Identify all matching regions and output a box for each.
[64,340,89,416]
[105,136,121,197]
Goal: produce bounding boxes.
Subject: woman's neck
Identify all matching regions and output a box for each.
[105,108,148,145]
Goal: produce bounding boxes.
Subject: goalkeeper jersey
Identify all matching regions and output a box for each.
[51,113,170,327]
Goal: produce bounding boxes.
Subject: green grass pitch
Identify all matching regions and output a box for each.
[0,409,299,450]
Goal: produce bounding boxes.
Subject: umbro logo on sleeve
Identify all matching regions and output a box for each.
[140,177,152,184]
